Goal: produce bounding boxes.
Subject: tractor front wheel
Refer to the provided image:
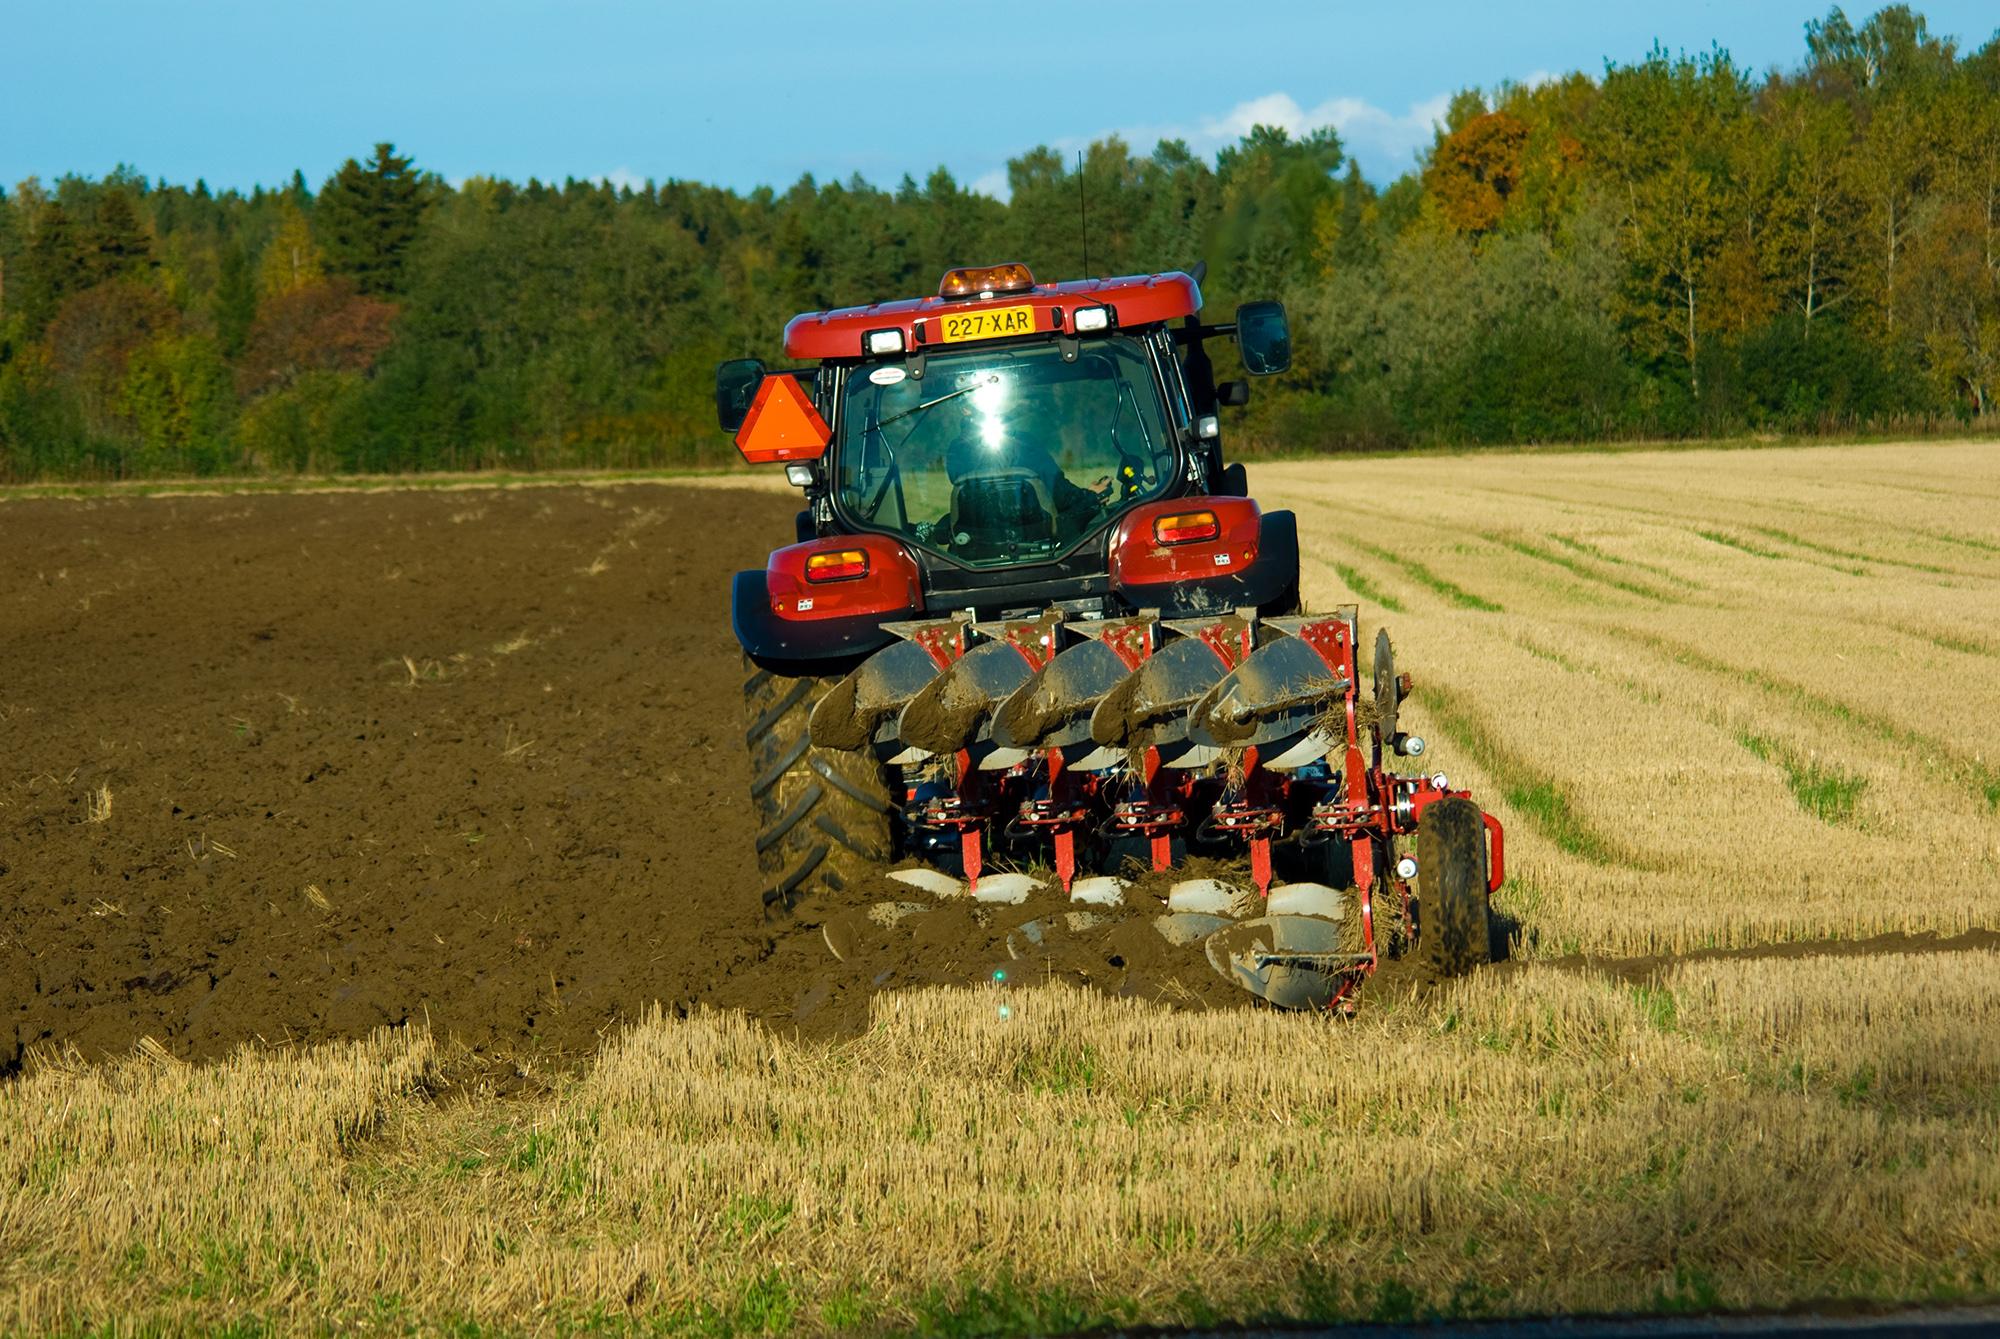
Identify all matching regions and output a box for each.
[1417,796,1491,975]
[742,658,894,911]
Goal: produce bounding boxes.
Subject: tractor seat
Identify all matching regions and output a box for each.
[948,467,1058,558]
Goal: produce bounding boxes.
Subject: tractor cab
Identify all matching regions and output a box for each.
[837,329,1175,567]
[718,263,1291,577]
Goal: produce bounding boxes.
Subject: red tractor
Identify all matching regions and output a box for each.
[720,262,1502,1007]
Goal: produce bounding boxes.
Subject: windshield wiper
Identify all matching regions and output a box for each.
[871,374,998,432]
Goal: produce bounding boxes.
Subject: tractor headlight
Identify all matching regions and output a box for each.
[1071,305,1112,333]
[865,328,905,356]
[785,463,814,487]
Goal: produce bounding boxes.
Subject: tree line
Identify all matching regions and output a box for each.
[1,5,1996,481]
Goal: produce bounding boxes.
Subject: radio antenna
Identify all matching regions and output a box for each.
[1077,150,1090,278]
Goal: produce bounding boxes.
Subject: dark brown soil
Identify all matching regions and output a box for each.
[0,483,1243,1073]
[0,485,793,1069]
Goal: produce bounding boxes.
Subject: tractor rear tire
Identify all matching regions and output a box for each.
[742,657,894,912]
[1417,796,1491,976]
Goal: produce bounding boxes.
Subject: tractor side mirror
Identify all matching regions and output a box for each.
[715,358,767,432]
[1234,301,1291,376]
[1218,379,1250,407]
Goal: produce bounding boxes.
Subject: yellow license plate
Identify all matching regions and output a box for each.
[935,304,1035,343]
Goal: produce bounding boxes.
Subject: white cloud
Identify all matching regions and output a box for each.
[599,165,647,192]
[850,86,1469,207]
[962,88,1456,195]
[968,167,1010,201]
[1115,89,1454,181]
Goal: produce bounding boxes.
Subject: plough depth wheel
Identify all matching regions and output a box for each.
[1418,796,1493,975]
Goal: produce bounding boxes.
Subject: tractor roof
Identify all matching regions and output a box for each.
[782,269,1202,362]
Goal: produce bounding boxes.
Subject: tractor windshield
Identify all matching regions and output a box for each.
[833,337,1179,568]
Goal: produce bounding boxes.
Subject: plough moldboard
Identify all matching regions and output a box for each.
[806,606,1504,1010]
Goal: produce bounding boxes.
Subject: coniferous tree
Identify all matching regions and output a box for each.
[17,202,87,330]
[316,143,424,296]
[213,242,258,356]
[79,189,153,287]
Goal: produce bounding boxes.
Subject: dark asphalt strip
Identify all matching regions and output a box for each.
[1141,1302,2000,1338]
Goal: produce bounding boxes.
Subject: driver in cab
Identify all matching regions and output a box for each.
[939,397,1111,544]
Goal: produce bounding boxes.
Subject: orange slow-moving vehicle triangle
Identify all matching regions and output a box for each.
[734,373,831,464]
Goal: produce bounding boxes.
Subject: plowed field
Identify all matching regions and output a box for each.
[0,485,803,1067]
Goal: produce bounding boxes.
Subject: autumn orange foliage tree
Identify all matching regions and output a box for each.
[237,281,396,398]
[1426,112,1531,234]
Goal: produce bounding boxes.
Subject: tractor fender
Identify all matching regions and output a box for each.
[731,569,899,671]
[1113,509,1300,617]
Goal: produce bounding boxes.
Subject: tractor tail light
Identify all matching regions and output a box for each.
[1109,497,1260,590]
[805,549,870,583]
[1154,510,1221,545]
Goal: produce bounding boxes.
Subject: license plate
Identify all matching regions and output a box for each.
[936,304,1035,343]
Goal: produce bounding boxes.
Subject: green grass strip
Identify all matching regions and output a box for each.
[1912,525,2000,555]
[1741,524,1949,576]
[1486,533,1669,601]
[1610,626,2000,812]
[1892,624,1996,657]
[1325,559,1406,613]
[1492,481,1997,571]
[1353,542,1502,612]
[1736,732,1868,824]
[1512,637,1580,673]
[1693,529,1867,576]
[1546,532,1698,587]
[1419,683,1630,865]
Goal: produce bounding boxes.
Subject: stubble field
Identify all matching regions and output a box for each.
[2,441,1997,1334]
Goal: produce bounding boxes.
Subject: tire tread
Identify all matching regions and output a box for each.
[1418,797,1491,976]
[742,656,894,910]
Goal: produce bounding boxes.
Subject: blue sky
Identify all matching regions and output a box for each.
[7,1,1998,198]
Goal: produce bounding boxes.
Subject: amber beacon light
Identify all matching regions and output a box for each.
[938,263,1035,299]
